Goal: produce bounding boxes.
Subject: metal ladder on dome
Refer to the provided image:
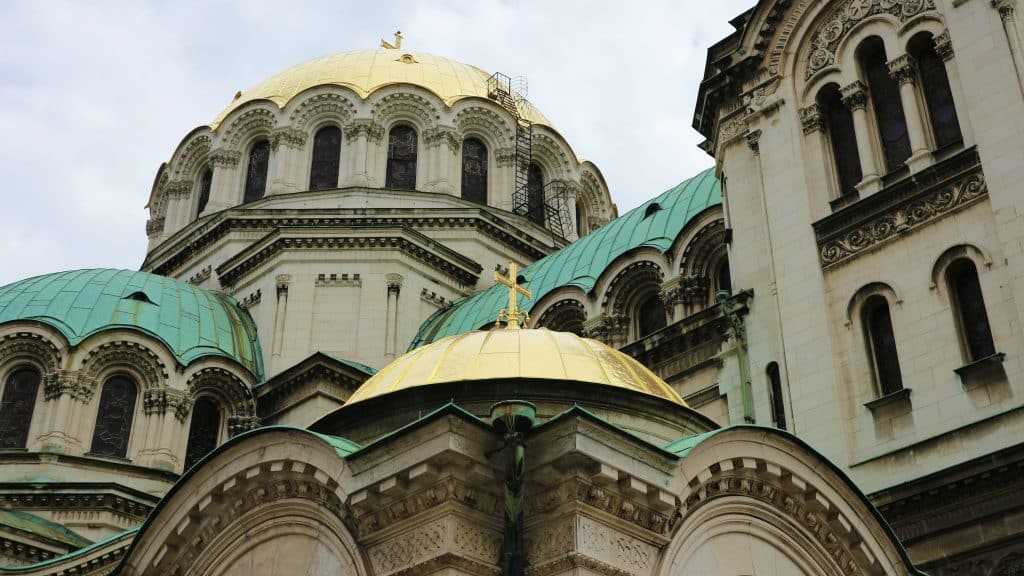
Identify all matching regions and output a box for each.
[487,73,572,239]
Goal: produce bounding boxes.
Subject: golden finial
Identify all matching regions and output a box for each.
[381,30,403,49]
[494,262,531,330]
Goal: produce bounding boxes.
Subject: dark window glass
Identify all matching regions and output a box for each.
[819,84,862,196]
[90,376,137,458]
[527,163,545,225]
[860,38,911,172]
[865,296,903,396]
[385,125,417,190]
[461,138,488,204]
[638,295,667,336]
[309,126,342,191]
[184,397,221,470]
[196,168,212,216]
[716,258,732,294]
[0,368,40,449]
[949,260,996,361]
[767,362,786,430]
[910,35,963,149]
[575,202,584,237]
[243,139,270,203]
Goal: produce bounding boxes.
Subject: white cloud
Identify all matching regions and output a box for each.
[0,0,751,286]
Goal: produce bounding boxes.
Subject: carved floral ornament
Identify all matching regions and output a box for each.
[805,0,937,80]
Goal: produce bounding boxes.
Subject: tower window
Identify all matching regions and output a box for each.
[90,376,137,458]
[818,84,862,197]
[767,362,786,430]
[184,397,221,470]
[859,37,911,172]
[243,139,270,203]
[309,126,342,191]
[461,138,488,204]
[385,125,417,190]
[909,33,962,149]
[715,257,732,295]
[196,167,213,217]
[527,162,545,225]
[0,367,40,449]
[948,259,995,361]
[637,294,667,337]
[863,296,903,396]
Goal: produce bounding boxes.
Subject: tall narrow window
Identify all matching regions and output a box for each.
[461,138,488,204]
[859,38,911,172]
[90,376,137,458]
[309,126,342,191]
[0,367,40,449]
[637,295,667,337]
[909,34,963,149]
[948,259,996,361]
[715,257,732,295]
[184,397,221,470]
[767,362,786,430]
[819,84,862,197]
[864,296,904,396]
[575,202,585,237]
[526,163,545,225]
[386,125,417,190]
[243,139,270,203]
[196,167,212,217]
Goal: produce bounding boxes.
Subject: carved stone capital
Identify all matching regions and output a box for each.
[270,127,307,150]
[343,119,385,143]
[144,388,191,421]
[208,149,241,169]
[840,81,869,111]
[386,273,404,293]
[888,53,918,85]
[680,275,711,306]
[423,126,460,152]
[799,104,825,134]
[746,129,762,154]
[145,217,165,236]
[227,415,260,436]
[276,274,291,296]
[994,0,1016,20]
[43,370,96,403]
[658,278,684,307]
[933,29,955,61]
[494,147,517,167]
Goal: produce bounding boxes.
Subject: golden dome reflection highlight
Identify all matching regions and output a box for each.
[344,328,687,407]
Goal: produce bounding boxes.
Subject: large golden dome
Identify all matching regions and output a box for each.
[345,328,686,407]
[211,48,551,128]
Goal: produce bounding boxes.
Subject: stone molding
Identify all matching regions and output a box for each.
[145,216,165,236]
[80,341,168,394]
[239,289,261,309]
[270,127,307,150]
[223,107,277,148]
[343,118,386,142]
[533,298,587,332]
[602,260,665,315]
[187,265,212,285]
[288,92,357,129]
[372,93,440,131]
[0,332,62,375]
[814,148,987,269]
[419,288,452,309]
[164,179,193,199]
[185,366,258,429]
[805,0,936,80]
[142,387,190,421]
[800,103,825,134]
[208,148,241,169]
[316,272,362,287]
[423,126,460,152]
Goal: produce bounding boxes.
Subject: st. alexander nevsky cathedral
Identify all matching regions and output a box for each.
[4,0,1024,574]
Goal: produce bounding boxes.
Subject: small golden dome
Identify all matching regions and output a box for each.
[211,48,551,128]
[345,328,686,407]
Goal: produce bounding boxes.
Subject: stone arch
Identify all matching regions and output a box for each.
[665,426,924,576]
[579,166,615,231]
[453,104,514,148]
[170,127,214,182]
[532,297,588,335]
[846,281,903,327]
[287,88,358,131]
[219,103,278,150]
[119,428,363,576]
[78,339,169,400]
[186,365,258,436]
[0,329,64,378]
[930,243,992,298]
[370,91,441,131]
[530,131,574,182]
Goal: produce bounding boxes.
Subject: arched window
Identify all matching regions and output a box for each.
[309,126,342,191]
[858,38,911,172]
[196,167,212,217]
[715,257,732,295]
[243,139,270,203]
[90,376,137,458]
[637,295,667,337]
[385,125,417,190]
[767,362,786,430]
[818,84,862,197]
[575,202,585,237]
[184,397,221,470]
[947,259,996,361]
[461,138,488,204]
[526,163,545,225]
[0,367,40,449]
[908,33,962,149]
[863,296,903,396]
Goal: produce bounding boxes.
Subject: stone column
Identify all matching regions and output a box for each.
[934,30,974,145]
[162,180,192,238]
[37,371,91,454]
[204,149,241,214]
[495,147,517,212]
[384,274,403,361]
[272,274,291,372]
[424,126,459,194]
[343,121,372,187]
[841,81,882,194]
[270,128,307,195]
[798,104,840,215]
[888,54,933,171]
[659,277,684,322]
[994,0,1024,99]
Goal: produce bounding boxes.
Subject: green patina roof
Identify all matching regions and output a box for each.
[0,269,263,380]
[321,352,378,376]
[410,168,720,348]
[0,508,91,548]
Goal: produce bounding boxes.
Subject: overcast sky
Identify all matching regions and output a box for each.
[0,0,750,286]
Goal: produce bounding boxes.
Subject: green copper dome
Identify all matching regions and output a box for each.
[410,168,720,348]
[0,269,263,379]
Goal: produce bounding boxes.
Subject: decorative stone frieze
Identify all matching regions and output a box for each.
[270,127,308,150]
[80,341,168,393]
[933,29,955,61]
[187,265,212,285]
[208,148,241,169]
[0,332,62,374]
[289,92,357,129]
[227,414,260,435]
[420,288,452,309]
[223,107,277,148]
[316,272,361,286]
[145,217,165,236]
[342,118,386,142]
[800,103,825,134]
[423,126,461,152]
[494,147,517,167]
[164,179,193,198]
[888,54,918,86]
[42,370,96,402]
[814,148,987,269]
[143,387,191,421]
[240,289,261,309]
[841,81,869,111]
[805,0,936,79]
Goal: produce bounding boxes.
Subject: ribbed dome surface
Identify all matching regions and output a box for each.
[212,48,551,128]
[346,328,685,407]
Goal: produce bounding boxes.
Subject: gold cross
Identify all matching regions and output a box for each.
[381,31,403,50]
[494,262,532,329]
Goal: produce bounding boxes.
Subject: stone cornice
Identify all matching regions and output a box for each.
[0,483,159,522]
[813,147,986,270]
[255,356,368,420]
[214,225,483,288]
